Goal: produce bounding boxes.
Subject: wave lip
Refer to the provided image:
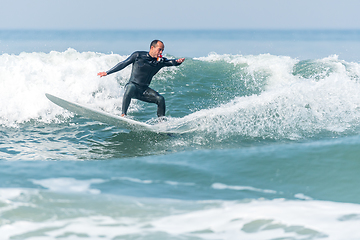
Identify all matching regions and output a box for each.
[183,54,360,140]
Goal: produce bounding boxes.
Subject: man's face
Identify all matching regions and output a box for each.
[150,42,164,58]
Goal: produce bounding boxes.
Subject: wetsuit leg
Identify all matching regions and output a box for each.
[122,83,138,115]
[138,88,166,117]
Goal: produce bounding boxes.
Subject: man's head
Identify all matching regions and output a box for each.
[149,40,164,58]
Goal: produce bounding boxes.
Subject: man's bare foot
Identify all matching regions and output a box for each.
[121,114,126,117]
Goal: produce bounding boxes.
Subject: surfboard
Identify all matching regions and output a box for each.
[45,93,195,134]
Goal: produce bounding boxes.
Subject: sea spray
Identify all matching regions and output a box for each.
[0,49,127,126]
[187,54,360,140]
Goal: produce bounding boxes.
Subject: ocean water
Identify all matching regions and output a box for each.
[1,30,360,239]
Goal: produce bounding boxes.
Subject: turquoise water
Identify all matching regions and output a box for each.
[1,30,360,239]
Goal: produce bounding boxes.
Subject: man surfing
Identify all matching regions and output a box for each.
[98,40,185,118]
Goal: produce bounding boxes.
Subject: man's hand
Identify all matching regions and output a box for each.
[97,72,107,77]
[176,58,185,63]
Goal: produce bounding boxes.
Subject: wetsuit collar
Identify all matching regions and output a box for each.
[147,52,157,59]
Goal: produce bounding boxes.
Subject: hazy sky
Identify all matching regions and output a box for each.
[1,0,359,30]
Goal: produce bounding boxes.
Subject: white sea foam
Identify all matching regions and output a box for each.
[0,49,133,127]
[1,196,360,240]
[31,178,105,194]
[113,176,153,184]
[112,176,195,187]
[165,181,195,186]
[295,193,313,200]
[212,183,277,194]
[0,188,28,201]
[151,199,360,240]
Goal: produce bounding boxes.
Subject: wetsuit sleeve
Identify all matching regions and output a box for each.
[106,52,138,75]
[162,58,183,67]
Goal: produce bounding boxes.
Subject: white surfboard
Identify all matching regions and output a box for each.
[45,93,195,134]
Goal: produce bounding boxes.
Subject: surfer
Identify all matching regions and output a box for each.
[97,40,185,118]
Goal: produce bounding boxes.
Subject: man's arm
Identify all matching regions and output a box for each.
[163,57,185,67]
[97,52,138,77]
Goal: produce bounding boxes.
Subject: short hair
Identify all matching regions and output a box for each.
[150,40,163,49]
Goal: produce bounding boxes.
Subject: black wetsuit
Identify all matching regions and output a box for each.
[106,51,182,117]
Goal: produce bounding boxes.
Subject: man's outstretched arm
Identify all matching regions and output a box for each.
[163,57,185,67]
[97,52,138,77]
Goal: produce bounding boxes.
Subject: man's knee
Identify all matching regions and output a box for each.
[124,83,137,95]
[156,95,165,105]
